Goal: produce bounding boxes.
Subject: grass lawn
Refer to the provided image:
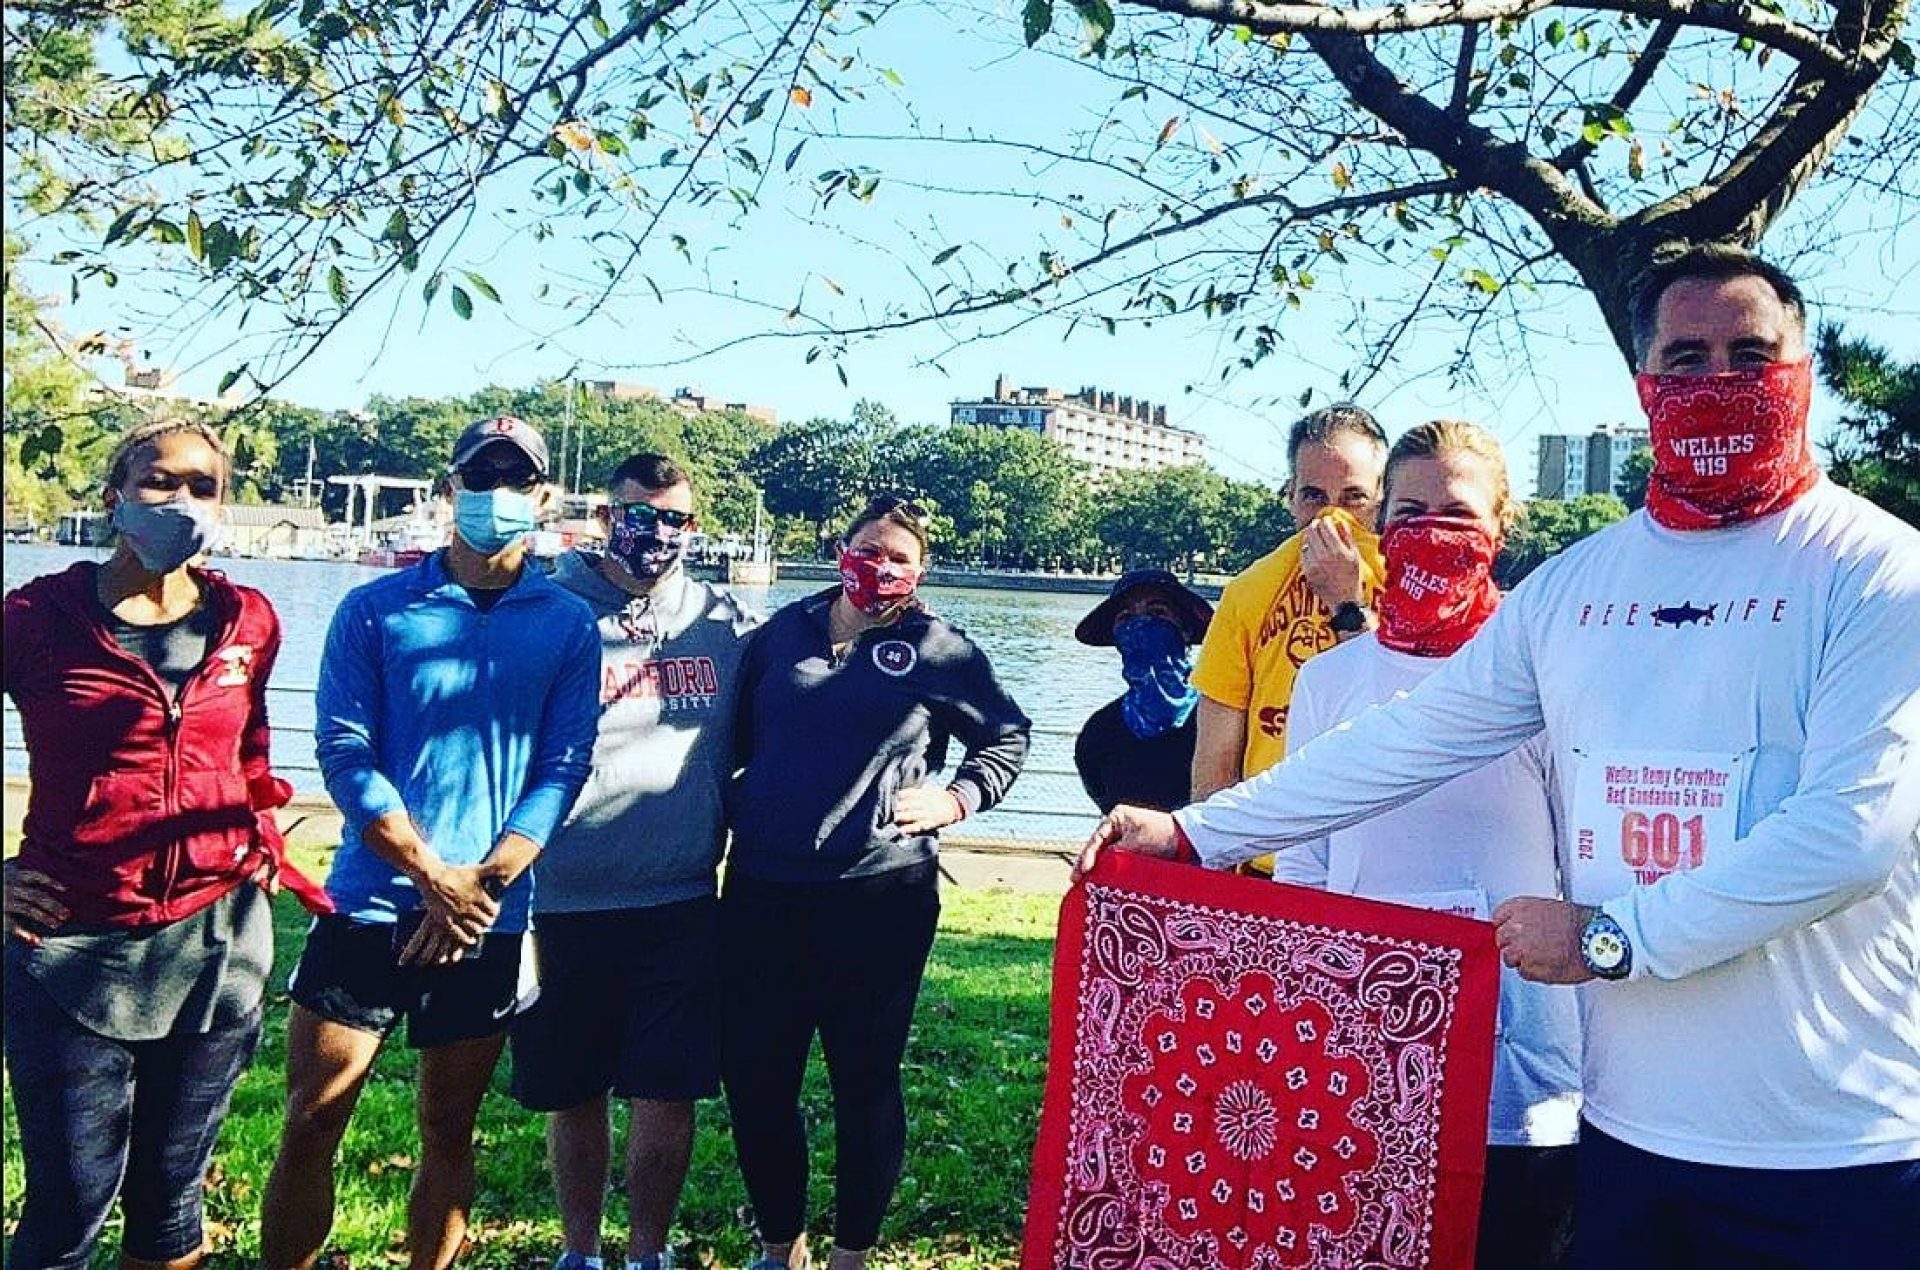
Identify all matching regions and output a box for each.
[2,841,1062,1269]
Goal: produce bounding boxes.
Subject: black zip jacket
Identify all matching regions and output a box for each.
[727,589,1030,883]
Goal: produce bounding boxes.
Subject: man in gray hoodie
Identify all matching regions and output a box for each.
[510,454,760,1270]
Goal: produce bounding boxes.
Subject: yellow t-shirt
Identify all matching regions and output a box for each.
[1191,509,1387,777]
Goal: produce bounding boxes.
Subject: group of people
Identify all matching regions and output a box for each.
[1081,244,1919,1269]
[3,243,1914,1270]
[4,418,1029,1270]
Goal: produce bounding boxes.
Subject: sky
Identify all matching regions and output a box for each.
[24,3,1920,496]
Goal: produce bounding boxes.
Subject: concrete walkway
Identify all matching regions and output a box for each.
[3,780,1078,897]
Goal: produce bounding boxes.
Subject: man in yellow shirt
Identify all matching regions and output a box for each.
[1191,405,1389,825]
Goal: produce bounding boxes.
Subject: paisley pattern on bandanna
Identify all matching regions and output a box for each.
[1376,516,1501,659]
[1022,853,1498,1270]
[1635,358,1819,530]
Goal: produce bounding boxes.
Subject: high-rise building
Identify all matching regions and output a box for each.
[1535,424,1649,500]
[949,375,1207,474]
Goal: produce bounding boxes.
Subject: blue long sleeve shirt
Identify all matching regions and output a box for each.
[315,552,600,931]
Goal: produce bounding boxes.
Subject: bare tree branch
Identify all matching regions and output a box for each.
[1552,18,1680,171]
[1306,32,1613,247]
[1641,0,1910,245]
[1123,0,1849,71]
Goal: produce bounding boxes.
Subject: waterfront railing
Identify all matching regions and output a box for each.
[5,683,1097,850]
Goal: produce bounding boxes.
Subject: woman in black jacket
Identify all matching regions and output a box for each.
[722,493,1030,1270]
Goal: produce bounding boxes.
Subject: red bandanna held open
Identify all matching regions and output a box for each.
[1023,853,1499,1270]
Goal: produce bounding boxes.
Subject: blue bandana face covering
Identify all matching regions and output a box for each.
[1113,615,1199,739]
[453,488,538,554]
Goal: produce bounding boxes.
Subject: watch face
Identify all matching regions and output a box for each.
[1582,916,1631,976]
[1330,603,1367,633]
[1585,928,1626,968]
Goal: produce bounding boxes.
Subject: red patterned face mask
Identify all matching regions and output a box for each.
[1377,515,1501,658]
[1634,359,1818,530]
[838,549,922,616]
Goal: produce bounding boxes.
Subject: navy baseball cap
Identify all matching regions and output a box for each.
[1075,569,1214,646]
[450,415,551,478]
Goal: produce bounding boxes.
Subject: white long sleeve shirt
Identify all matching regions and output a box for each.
[1178,481,1920,1169]
[1273,635,1583,1148]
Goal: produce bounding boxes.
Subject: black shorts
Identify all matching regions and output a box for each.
[509,898,721,1109]
[287,914,524,1049]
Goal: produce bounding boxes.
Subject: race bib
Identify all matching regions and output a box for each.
[1568,750,1745,904]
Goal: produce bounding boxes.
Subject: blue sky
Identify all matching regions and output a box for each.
[30,4,1920,495]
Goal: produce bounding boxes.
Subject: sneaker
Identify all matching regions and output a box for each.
[746,1252,809,1270]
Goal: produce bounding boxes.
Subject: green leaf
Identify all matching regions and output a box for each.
[1891,39,1915,73]
[1545,19,1566,46]
[451,284,473,319]
[327,265,348,307]
[1465,268,1503,294]
[1023,0,1053,47]
[785,140,806,172]
[186,211,205,260]
[103,207,144,247]
[932,244,962,265]
[461,270,500,303]
[423,270,444,306]
[217,365,249,395]
[1070,0,1115,52]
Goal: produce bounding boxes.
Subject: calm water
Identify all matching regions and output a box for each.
[4,544,1123,842]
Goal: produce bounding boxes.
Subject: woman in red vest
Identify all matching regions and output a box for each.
[3,417,324,1270]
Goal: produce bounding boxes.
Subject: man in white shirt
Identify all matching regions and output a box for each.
[1082,246,1920,1268]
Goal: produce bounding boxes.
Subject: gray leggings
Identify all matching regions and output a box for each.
[4,968,261,1270]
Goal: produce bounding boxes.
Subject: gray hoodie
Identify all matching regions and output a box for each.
[533,550,760,913]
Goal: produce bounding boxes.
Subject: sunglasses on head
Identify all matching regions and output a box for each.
[459,463,540,493]
[614,502,695,531]
[863,491,931,527]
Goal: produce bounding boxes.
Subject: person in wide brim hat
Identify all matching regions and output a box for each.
[1073,570,1215,814]
[1074,568,1214,646]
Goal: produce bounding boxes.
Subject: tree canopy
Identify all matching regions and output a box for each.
[3,0,1912,397]
[1818,321,1920,525]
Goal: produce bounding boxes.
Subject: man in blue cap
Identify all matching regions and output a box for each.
[1073,569,1215,813]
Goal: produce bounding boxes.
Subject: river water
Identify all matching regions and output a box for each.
[4,544,1126,843]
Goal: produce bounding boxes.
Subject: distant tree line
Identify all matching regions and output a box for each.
[8,246,1914,580]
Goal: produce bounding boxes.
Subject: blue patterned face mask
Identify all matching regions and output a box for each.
[1113,615,1199,739]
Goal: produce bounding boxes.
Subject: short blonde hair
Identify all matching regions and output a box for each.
[1384,420,1519,536]
[104,417,232,498]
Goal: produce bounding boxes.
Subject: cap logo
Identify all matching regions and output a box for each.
[494,417,516,433]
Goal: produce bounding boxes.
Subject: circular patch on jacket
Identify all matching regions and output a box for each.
[873,640,917,676]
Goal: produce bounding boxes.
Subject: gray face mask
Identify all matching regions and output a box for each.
[110,496,223,573]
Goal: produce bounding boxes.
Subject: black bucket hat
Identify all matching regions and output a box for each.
[1075,568,1214,647]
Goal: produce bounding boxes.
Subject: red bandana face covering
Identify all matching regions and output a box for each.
[838,550,922,616]
[1377,515,1501,658]
[1634,358,1819,531]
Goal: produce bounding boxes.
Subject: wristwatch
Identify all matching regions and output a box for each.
[1579,909,1634,981]
[1328,601,1371,635]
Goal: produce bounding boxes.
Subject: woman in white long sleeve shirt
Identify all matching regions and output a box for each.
[1268,420,1582,1269]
